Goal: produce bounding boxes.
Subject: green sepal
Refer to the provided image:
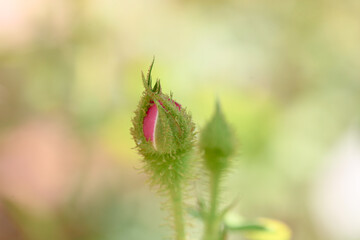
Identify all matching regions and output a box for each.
[152,79,161,93]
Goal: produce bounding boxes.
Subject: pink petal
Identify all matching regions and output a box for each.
[159,100,181,110]
[174,101,181,110]
[143,103,158,142]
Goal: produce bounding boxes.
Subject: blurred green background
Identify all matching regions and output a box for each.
[1,0,360,239]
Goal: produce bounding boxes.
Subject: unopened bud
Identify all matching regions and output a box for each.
[131,61,195,188]
[199,101,235,173]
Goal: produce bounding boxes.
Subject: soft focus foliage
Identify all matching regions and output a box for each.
[1,0,360,240]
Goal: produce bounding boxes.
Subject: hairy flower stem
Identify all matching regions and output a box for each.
[170,186,186,240]
[203,172,221,240]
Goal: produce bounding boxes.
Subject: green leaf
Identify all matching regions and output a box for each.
[226,224,268,232]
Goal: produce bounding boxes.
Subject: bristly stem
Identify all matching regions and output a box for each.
[170,185,186,240]
[203,172,221,240]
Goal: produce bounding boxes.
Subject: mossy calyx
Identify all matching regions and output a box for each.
[131,61,195,190]
[199,101,235,174]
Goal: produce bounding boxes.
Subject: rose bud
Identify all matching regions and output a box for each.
[131,61,195,188]
[199,101,235,174]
